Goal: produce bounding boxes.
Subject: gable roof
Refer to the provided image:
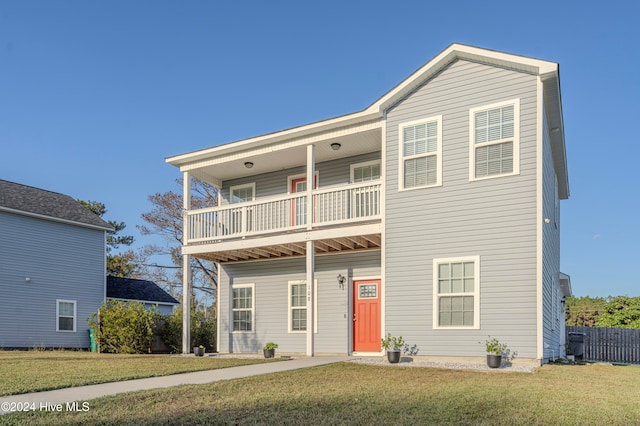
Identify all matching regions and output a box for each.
[167,43,568,199]
[107,276,180,305]
[0,180,113,231]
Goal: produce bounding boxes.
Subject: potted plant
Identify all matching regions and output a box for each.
[263,342,278,358]
[381,333,404,363]
[484,337,507,368]
[193,345,206,357]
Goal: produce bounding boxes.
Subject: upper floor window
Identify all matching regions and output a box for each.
[351,160,381,183]
[230,183,255,204]
[470,99,520,180]
[399,116,442,190]
[56,299,76,332]
[433,257,480,329]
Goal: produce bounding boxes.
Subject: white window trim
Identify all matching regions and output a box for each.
[469,98,520,182]
[287,172,319,193]
[230,183,256,204]
[350,160,382,183]
[56,299,77,332]
[288,280,318,334]
[432,256,481,330]
[398,115,443,191]
[231,283,255,333]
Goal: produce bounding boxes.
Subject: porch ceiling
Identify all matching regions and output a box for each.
[193,233,381,263]
[187,127,381,185]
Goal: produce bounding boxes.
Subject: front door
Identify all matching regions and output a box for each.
[291,176,317,226]
[353,279,381,352]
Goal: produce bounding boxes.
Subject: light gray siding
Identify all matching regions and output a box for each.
[218,250,380,354]
[0,212,105,348]
[541,103,564,359]
[221,152,381,204]
[384,59,540,358]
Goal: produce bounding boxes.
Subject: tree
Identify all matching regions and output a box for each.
[597,296,640,329]
[78,200,136,277]
[138,178,218,305]
[565,296,608,326]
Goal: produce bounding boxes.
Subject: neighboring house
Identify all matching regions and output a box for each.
[106,276,179,315]
[166,43,572,364]
[0,180,112,349]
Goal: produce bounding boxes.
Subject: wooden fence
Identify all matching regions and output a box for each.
[567,326,640,365]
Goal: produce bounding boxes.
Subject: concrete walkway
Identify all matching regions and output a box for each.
[0,356,349,416]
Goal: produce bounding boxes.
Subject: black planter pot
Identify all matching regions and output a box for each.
[486,354,502,368]
[193,347,205,357]
[387,350,401,364]
[264,349,275,358]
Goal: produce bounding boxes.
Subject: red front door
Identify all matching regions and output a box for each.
[353,279,381,352]
[291,176,317,226]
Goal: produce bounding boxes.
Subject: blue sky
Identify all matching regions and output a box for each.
[1,1,638,297]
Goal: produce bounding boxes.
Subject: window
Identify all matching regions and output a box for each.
[399,116,442,190]
[232,284,254,332]
[351,160,381,183]
[433,257,480,329]
[230,183,255,204]
[470,99,520,180]
[56,300,76,332]
[288,280,318,333]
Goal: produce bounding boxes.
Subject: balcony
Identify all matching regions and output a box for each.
[184,180,382,262]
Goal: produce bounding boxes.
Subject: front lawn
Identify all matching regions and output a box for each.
[0,350,279,396]
[4,362,639,425]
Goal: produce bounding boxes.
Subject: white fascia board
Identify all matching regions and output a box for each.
[166,110,381,168]
[370,43,559,115]
[0,206,114,232]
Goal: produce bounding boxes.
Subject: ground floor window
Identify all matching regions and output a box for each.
[433,256,480,329]
[232,284,254,332]
[288,280,318,333]
[56,299,76,332]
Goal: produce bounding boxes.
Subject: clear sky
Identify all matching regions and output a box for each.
[1,1,638,297]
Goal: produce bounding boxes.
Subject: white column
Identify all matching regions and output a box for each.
[182,173,192,354]
[306,144,315,356]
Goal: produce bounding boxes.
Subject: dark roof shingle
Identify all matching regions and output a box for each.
[0,180,112,230]
[107,276,180,305]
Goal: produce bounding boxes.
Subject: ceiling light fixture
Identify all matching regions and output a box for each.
[244,161,254,169]
[331,143,341,151]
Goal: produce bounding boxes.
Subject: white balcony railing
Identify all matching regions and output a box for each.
[185,180,381,244]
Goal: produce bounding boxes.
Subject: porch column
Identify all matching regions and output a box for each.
[182,173,192,354]
[306,144,315,356]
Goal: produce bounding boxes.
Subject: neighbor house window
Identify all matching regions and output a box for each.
[399,116,442,190]
[470,99,520,180]
[232,284,254,332]
[56,300,76,332]
[288,280,318,333]
[433,257,480,329]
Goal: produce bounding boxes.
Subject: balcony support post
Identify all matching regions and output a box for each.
[306,144,315,356]
[182,172,192,354]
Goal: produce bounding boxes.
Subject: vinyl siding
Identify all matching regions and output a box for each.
[221,152,381,203]
[218,250,380,354]
[384,59,539,358]
[541,102,563,359]
[0,212,105,348]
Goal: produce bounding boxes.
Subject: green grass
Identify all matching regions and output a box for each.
[4,362,640,425]
[0,350,280,396]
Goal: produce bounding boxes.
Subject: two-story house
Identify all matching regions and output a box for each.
[0,180,113,349]
[166,43,571,364]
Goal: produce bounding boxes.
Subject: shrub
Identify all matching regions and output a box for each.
[88,300,160,354]
[161,308,217,354]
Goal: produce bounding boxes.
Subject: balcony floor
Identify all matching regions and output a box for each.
[192,232,381,263]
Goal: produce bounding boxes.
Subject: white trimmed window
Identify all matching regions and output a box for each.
[56,300,76,332]
[433,257,480,329]
[231,284,254,332]
[351,160,381,183]
[399,116,442,190]
[288,280,318,333]
[470,99,520,180]
[230,183,255,204]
